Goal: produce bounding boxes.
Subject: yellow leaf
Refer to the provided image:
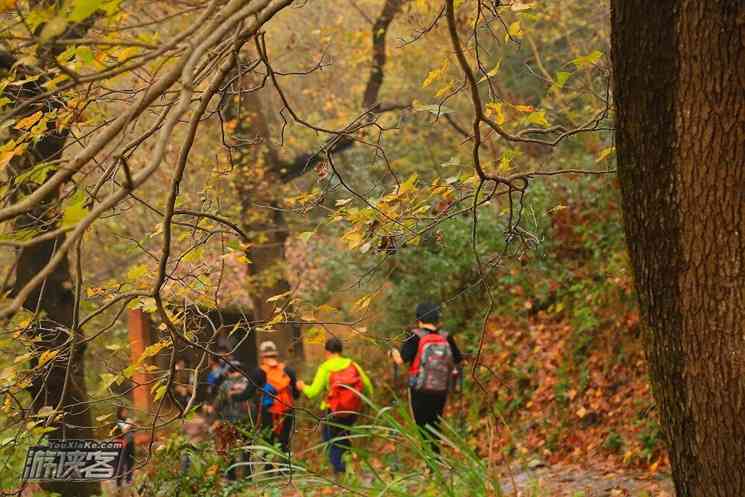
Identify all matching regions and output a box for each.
[304,326,326,345]
[485,102,505,125]
[399,173,418,194]
[511,1,535,10]
[572,50,603,69]
[478,59,502,83]
[352,294,372,313]
[15,352,33,364]
[596,146,615,162]
[266,291,291,303]
[15,111,43,130]
[153,384,167,401]
[513,104,534,113]
[0,150,14,170]
[526,111,549,127]
[507,21,523,40]
[0,0,17,14]
[317,304,337,315]
[422,60,448,89]
[38,350,58,367]
[61,189,89,228]
[126,264,148,282]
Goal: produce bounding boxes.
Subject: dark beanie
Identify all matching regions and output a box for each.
[416,302,440,324]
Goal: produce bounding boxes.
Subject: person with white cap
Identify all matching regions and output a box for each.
[230,340,300,456]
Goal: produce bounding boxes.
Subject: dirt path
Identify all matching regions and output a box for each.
[501,464,674,497]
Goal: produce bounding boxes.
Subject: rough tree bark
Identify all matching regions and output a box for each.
[2,57,99,497]
[233,83,303,361]
[611,2,745,496]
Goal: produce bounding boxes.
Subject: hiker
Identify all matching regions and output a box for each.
[393,302,463,454]
[212,360,251,480]
[173,358,194,409]
[113,406,135,488]
[206,352,229,400]
[229,341,300,458]
[297,337,373,475]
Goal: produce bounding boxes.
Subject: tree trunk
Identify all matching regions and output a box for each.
[3,19,98,494]
[6,92,99,497]
[232,80,303,362]
[611,2,745,496]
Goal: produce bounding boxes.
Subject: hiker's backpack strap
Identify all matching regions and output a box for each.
[412,328,427,338]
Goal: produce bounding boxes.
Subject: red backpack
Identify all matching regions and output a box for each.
[408,329,454,393]
[326,363,364,418]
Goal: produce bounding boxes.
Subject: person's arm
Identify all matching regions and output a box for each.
[447,335,463,364]
[303,363,329,399]
[232,369,265,402]
[354,362,374,398]
[400,332,420,364]
[285,367,300,399]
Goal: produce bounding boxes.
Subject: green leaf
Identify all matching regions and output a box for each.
[126,264,148,282]
[572,50,603,69]
[39,16,68,42]
[14,162,56,185]
[153,384,167,401]
[61,189,89,228]
[68,0,104,22]
[75,46,94,65]
[554,71,571,89]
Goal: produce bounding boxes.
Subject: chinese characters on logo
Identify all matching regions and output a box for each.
[23,440,124,482]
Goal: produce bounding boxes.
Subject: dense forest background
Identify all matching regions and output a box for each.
[3,0,741,496]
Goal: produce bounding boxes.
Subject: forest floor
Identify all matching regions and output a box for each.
[501,463,673,497]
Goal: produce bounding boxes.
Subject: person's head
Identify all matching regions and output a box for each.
[116,406,129,420]
[259,340,279,360]
[324,337,343,358]
[416,302,440,326]
[227,360,243,377]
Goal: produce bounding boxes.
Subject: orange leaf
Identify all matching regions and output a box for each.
[15,111,43,130]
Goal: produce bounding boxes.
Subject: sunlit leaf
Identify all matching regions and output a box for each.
[61,189,89,227]
[485,102,505,125]
[68,0,105,22]
[596,146,616,162]
[526,110,550,127]
[15,111,43,130]
[126,264,148,282]
[572,50,603,69]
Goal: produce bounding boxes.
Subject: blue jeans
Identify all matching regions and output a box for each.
[322,413,357,474]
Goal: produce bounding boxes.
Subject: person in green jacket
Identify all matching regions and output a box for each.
[298,337,373,474]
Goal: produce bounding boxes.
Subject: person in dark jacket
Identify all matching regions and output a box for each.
[230,341,300,457]
[393,302,463,454]
[213,360,251,480]
[113,406,135,488]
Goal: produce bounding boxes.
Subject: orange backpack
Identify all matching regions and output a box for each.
[260,362,294,432]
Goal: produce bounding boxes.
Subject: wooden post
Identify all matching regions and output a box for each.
[127,309,152,412]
